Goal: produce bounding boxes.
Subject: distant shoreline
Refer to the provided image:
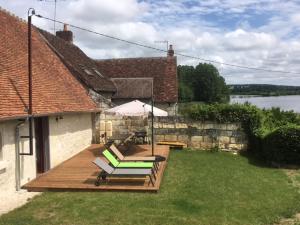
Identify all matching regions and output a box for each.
[228,84,300,97]
[231,94,300,98]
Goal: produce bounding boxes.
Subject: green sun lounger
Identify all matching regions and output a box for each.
[109,144,156,162]
[103,149,154,168]
[92,157,155,186]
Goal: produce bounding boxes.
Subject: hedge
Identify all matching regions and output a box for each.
[181,103,300,165]
[263,125,300,165]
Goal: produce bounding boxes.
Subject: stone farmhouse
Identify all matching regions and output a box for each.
[0,7,179,197]
[0,9,98,194]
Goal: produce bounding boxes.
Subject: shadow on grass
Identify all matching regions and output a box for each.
[240,150,300,170]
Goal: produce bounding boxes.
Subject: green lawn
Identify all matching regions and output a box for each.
[1,150,300,225]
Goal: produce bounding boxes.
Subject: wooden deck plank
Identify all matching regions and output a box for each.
[22,144,169,192]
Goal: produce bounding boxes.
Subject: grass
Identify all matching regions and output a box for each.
[1,150,300,225]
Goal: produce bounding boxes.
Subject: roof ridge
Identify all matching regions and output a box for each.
[95,56,169,61]
[0,6,27,24]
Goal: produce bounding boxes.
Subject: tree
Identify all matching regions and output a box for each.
[178,63,230,103]
[178,65,195,102]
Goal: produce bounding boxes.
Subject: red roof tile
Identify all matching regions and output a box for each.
[95,57,178,103]
[0,9,97,120]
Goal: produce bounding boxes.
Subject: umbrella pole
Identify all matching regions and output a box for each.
[151,96,154,156]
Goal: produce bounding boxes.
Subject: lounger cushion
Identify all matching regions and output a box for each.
[93,158,114,174]
[103,150,153,168]
[103,149,119,167]
[110,144,156,161]
[118,161,153,168]
[113,168,152,175]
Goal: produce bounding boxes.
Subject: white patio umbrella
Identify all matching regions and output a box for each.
[105,100,168,117]
[105,100,167,156]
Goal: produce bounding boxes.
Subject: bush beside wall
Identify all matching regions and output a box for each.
[181,103,300,165]
[263,125,300,165]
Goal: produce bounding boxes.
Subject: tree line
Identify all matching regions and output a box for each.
[229,84,300,96]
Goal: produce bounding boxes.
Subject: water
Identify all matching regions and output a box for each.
[230,95,300,112]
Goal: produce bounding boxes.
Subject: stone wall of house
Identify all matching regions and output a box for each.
[89,89,114,143]
[49,113,93,167]
[0,112,93,202]
[0,120,37,195]
[153,117,247,151]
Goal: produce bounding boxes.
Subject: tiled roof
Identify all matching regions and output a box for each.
[111,78,153,99]
[95,57,178,103]
[0,9,97,120]
[38,29,116,93]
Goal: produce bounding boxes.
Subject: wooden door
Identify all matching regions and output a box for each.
[35,117,50,174]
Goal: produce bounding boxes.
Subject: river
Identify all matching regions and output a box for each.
[230,95,300,112]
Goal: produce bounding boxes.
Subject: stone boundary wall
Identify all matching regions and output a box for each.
[98,115,248,151]
[99,114,147,143]
[153,117,247,151]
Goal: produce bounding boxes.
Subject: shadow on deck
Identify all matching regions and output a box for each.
[22,144,170,193]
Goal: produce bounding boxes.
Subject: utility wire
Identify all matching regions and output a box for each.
[36,14,300,76]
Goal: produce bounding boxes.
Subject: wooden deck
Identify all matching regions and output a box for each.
[23,144,170,192]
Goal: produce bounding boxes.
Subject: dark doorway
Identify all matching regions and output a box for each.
[35,117,50,174]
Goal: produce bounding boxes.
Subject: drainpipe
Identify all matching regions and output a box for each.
[15,120,26,191]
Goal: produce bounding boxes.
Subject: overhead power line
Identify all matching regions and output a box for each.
[35,14,300,76]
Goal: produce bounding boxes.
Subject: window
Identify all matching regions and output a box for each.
[84,68,93,76]
[93,69,104,78]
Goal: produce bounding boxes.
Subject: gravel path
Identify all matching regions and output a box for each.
[0,190,40,216]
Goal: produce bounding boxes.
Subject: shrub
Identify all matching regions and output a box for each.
[263,125,300,165]
[181,103,300,165]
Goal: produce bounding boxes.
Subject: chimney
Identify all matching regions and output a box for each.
[167,44,174,57]
[56,24,73,44]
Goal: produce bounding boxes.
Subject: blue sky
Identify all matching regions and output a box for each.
[1,0,300,85]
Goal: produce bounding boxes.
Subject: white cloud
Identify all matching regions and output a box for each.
[1,0,300,85]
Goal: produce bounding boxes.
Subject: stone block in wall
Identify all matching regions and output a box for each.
[203,123,214,129]
[218,136,230,144]
[191,122,203,129]
[100,113,106,120]
[214,124,227,130]
[231,136,247,144]
[220,130,233,137]
[131,120,144,127]
[174,128,190,135]
[226,123,241,130]
[200,142,213,149]
[154,128,169,135]
[191,136,203,142]
[113,120,125,127]
[164,135,177,142]
[100,121,106,131]
[124,120,131,126]
[175,123,188,129]
[154,123,159,128]
[187,126,200,136]
[163,123,175,129]
[191,136,203,148]
[228,144,243,151]
[203,136,213,143]
[178,135,189,142]
[204,129,220,138]
[104,115,123,120]
[157,123,163,128]
[155,135,165,142]
[105,121,112,131]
